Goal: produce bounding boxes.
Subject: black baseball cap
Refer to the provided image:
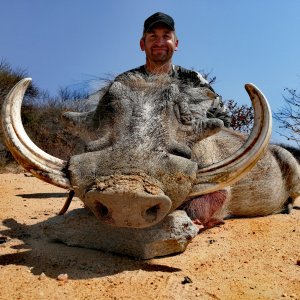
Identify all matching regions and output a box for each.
[143,12,175,33]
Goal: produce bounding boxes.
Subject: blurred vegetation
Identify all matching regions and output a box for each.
[0,59,39,102]
[274,87,300,147]
[0,59,92,171]
[225,99,254,134]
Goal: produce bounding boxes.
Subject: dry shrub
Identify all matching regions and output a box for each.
[0,102,96,172]
[22,105,95,160]
[0,59,98,172]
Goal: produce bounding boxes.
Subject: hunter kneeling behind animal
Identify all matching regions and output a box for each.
[89,12,299,229]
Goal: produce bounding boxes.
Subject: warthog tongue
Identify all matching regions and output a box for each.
[84,175,172,228]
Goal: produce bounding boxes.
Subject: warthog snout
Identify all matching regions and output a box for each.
[84,177,172,228]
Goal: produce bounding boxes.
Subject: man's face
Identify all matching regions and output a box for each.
[140,24,178,66]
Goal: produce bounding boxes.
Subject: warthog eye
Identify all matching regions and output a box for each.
[168,142,192,159]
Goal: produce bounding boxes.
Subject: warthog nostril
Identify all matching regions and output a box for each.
[85,188,172,227]
[95,202,110,219]
[144,204,160,222]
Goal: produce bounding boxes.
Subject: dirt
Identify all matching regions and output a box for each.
[0,173,299,300]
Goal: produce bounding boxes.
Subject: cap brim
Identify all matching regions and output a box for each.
[144,20,174,33]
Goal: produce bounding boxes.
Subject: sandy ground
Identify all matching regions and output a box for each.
[0,173,299,300]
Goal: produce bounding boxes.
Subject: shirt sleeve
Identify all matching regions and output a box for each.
[195,72,209,85]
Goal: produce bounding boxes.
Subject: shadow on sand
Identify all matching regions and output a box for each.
[0,215,182,280]
[16,193,68,199]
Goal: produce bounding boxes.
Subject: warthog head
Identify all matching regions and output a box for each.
[1,75,272,228]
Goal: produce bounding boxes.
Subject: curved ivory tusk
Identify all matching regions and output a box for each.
[1,78,71,189]
[189,83,272,196]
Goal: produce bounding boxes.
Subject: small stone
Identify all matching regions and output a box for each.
[181,276,193,284]
[0,236,8,244]
[43,209,198,259]
[57,273,68,282]
[208,239,217,244]
[38,272,46,280]
[296,260,300,266]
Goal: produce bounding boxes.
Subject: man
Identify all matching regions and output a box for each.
[116,12,231,127]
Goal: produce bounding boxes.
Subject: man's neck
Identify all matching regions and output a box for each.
[145,60,173,75]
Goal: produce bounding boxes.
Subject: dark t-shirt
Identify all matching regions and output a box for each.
[117,64,212,88]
